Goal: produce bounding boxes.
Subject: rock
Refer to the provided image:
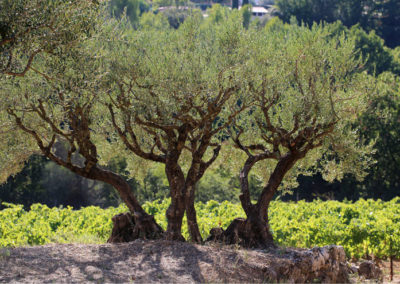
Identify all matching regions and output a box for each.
[358,261,382,280]
[268,245,350,283]
[241,245,352,283]
[349,264,359,274]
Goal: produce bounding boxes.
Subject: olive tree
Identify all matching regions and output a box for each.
[106,14,248,242]
[0,0,100,182]
[0,13,164,241]
[212,24,375,247]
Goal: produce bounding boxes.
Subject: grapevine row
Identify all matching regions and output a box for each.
[1,198,399,259]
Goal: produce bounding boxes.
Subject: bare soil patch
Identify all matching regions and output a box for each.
[379,259,400,283]
[0,240,389,283]
[2,240,268,283]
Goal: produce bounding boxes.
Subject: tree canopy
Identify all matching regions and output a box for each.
[211,23,374,246]
[0,3,383,247]
[0,0,100,77]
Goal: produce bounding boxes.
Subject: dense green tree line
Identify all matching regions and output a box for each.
[276,0,400,48]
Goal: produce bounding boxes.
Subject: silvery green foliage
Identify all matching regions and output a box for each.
[0,111,36,183]
[0,0,100,77]
[0,9,376,199]
[228,23,375,191]
[105,12,248,168]
[0,0,105,181]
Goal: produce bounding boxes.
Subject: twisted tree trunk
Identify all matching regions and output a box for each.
[90,167,164,242]
[164,158,186,241]
[165,194,186,241]
[184,144,221,243]
[185,186,202,243]
[209,153,299,247]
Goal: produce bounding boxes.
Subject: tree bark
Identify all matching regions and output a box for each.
[90,167,143,214]
[164,158,186,241]
[184,143,221,243]
[210,152,300,247]
[257,153,299,223]
[89,167,164,242]
[185,186,202,243]
[165,195,186,241]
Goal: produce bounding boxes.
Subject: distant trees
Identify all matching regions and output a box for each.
[325,22,400,76]
[275,0,400,48]
[109,0,150,27]
[275,0,373,27]
[375,0,400,48]
[352,72,400,200]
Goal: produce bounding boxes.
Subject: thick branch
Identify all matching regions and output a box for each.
[8,109,86,175]
[197,144,221,181]
[4,49,41,77]
[109,105,166,163]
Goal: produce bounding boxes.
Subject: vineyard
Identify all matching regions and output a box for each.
[1,198,399,259]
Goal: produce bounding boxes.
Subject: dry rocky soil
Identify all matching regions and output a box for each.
[0,240,397,283]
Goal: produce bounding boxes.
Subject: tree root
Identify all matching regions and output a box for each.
[206,217,274,248]
[107,212,164,243]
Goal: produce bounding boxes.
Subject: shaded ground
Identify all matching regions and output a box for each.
[0,240,396,283]
[0,240,294,283]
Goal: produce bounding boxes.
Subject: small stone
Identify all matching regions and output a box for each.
[349,264,359,274]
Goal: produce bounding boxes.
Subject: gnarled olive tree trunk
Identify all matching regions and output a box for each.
[90,167,164,242]
[164,154,187,241]
[209,153,300,247]
[185,185,202,243]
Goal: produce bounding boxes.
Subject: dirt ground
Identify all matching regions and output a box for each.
[380,259,400,283]
[347,259,400,283]
[0,240,397,283]
[0,240,292,283]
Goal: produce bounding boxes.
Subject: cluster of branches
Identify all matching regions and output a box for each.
[0,2,375,247]
[0,0,100,77]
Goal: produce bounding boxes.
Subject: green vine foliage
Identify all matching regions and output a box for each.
[1,199,399,259]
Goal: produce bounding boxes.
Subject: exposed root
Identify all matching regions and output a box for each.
[206,217,274,248]
[107,212,163,243]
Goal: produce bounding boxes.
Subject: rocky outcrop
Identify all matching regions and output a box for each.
[262,245,349,283]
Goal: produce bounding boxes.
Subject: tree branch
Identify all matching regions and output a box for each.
[109,104,166,163]
[4,49,41,77]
